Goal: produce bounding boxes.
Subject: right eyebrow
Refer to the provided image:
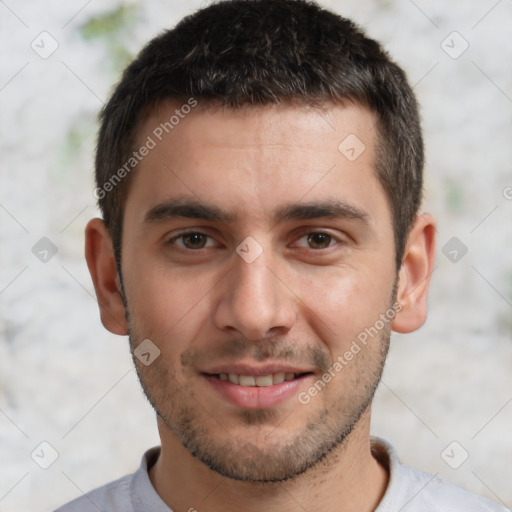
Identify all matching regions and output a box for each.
[144,199,235,224]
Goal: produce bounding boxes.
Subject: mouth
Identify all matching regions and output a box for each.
[207,372,312,387]
[201,367,314,409]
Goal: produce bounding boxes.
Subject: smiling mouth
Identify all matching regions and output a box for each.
[207,372,312,387]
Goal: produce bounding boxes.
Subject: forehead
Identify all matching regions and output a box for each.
[125,101,387,227]
[141,100,376,156]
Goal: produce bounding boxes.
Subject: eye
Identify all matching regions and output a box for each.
[293,232,339,250]
[167,232,216,250]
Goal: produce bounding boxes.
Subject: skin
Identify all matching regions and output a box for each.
[85,102,436,512]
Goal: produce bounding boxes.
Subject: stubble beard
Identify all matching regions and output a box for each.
[127,319,390,483]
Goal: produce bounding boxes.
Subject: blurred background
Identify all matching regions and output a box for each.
[0,1,511,510]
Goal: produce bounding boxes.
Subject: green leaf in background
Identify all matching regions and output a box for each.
[78,5,139,40]
[444,179,465,214]
[78,4,140,74]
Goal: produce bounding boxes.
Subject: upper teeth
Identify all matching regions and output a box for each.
[219,372,297,386]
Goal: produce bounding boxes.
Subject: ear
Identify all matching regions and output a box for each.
[85,218,128,335]
[392,213,436,334]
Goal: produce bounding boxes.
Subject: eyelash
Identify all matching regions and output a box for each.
[166,230,343,251]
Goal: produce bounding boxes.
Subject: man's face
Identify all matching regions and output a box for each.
[120,102,397,482]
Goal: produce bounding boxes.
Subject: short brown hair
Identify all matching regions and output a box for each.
[95,0,423,269]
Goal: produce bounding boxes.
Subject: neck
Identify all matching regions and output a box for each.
[149,410,389,512]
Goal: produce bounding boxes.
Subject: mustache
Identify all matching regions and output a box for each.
[180,337,331,373]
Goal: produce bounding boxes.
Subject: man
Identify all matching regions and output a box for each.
[56,1,508,511]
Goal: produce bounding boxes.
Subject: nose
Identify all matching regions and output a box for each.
[213,247,296,340]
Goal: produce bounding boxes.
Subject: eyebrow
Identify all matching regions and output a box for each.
[275,200,370,224]
[144,199,235,224]
[143,198,370,226]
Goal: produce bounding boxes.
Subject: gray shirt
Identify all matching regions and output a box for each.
[54,438,509,512]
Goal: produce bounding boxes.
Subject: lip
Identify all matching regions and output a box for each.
[202,372,313,410]
[201,363,313,377]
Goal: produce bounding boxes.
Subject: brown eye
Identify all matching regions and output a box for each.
[306,232,333,249]
[182,233,208,249]
[168,232,215,250]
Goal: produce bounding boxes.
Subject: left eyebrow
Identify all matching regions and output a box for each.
[274,200,370,225]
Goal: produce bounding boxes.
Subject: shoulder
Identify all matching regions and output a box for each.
[372,437,510,512]
[53,474,133,512]
[400,468,509,512]
[54,447,164,512]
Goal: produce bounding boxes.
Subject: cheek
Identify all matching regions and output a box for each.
[294,266,394,348]
[123,261,218,353]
